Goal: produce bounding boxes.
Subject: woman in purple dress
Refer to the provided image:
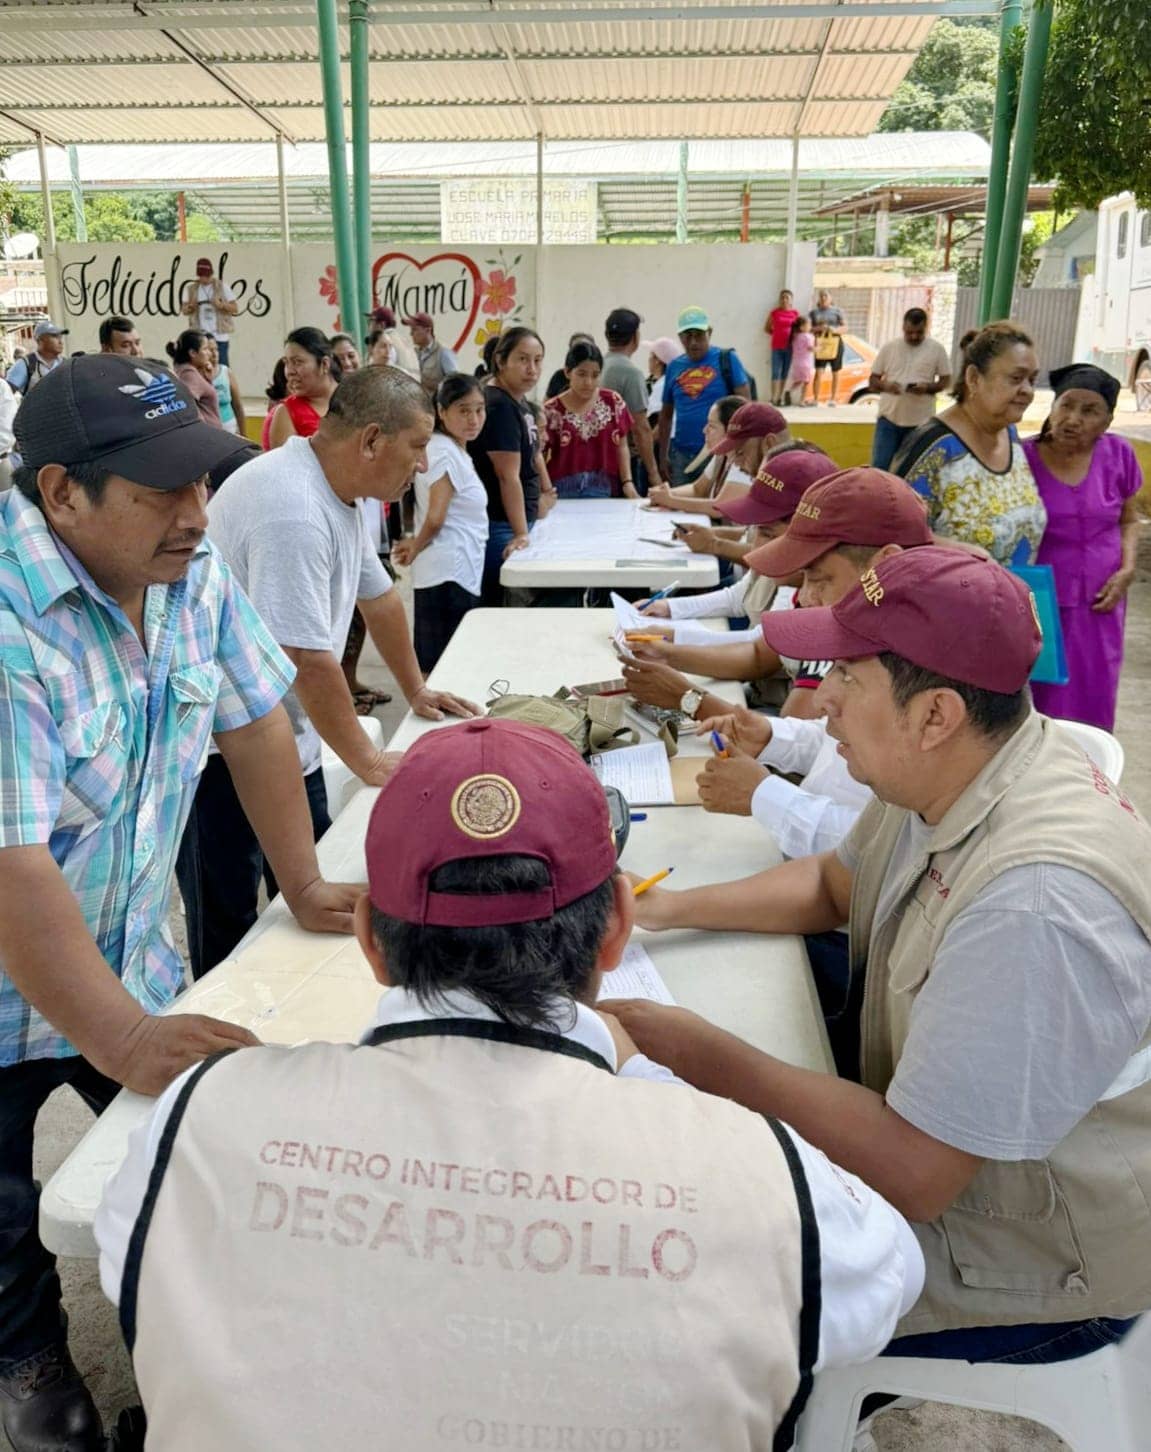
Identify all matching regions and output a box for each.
[1023,364,1143,731]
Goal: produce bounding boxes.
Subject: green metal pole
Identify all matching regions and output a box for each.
[676,141,689,244]
[978,0,1022,324]
[66,145,87,243]
[988,0,1054,322]
[316,0,357,336]
[349,0,372,335]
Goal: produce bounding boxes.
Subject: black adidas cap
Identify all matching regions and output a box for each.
[14,354,250,491]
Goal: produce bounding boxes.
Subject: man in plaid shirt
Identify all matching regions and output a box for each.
[0,356,363,1450]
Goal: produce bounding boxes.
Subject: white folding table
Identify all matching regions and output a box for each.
[500,498,720,590]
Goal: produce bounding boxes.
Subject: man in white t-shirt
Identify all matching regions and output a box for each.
[868,308,952,470]
[97,719,923,1449]
[176,367,479,979]
[180,258,238,366]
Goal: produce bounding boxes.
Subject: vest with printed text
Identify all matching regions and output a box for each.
[122,1021,820,1450]
[849,713,1151,1334]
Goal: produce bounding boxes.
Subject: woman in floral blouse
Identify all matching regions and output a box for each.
[543,340,637,499]
[892,321,1046,566]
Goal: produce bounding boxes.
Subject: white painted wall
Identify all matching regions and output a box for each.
[52,239,817,420]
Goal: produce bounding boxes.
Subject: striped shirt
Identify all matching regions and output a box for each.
[0,487,295,1064]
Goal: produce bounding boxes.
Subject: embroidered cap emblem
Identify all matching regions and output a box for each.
[450,774,522,840]
[795,499,821,521]
[117,367,187,421]
[859,568,884,606]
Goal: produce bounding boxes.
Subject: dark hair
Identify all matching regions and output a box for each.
[330,332,357,351]
[492,326,544,376]
[764,438,819,461]
[265,357,288,404]
[369,855,616,1030]
[479,333,501,376]
[878,650,1029,741]
[165,329,208,366]
[903,307,928,327]
[12,459,111,510]
[833,542,880,570]
[604,308,641,347]
[714,393,747,430]
[953,321,1033,402]
[98,316,135,348]
[789,315,806,339]
[565,340,603,372]
[434,371,485,432]
[285,325,342,384]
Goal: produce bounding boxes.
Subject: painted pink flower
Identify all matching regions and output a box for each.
[480,269,517,316]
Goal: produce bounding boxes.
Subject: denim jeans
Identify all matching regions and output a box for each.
[482,519,537,607]
[554,472,613,500]
[884,1315,1138,1365]
[871,416,915,471]
[0,1056,120,1366]
[803,930,860,1080]
[175,754,331,980]
[771,347,792,381]
[665,442,698,487]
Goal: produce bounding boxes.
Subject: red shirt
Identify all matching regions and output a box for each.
[768,308,800,351]
[544,389,633,495]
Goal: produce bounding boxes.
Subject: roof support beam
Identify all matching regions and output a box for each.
[5,94,884,111]
[0,109,66,148]
[0,46,924,66]
[0,1,1001,31]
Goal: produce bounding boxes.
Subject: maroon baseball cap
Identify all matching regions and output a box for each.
[195,257,213,275]
[758,547,1042,693]
[747,467,933,578]
[718,448,837,527]
[713,401,787,454]
[402,311,434,330]
[371,306,398,329]
[366,719,618,928]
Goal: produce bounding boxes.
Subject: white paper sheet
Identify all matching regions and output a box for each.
[513,501,693,563]
[610,591,651,632]
[589,741,674,805]
[598,942,676,1005]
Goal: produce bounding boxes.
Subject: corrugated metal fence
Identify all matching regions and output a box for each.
[953,287,1081,385]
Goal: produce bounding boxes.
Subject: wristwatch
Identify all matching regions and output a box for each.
[678,687,705,719]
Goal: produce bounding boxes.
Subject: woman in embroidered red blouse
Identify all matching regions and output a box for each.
[543,340,636,499]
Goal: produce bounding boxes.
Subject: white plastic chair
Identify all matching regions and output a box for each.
[794,1314,1151,1452]
[1054,719,1125,783]
[320,713,384,815]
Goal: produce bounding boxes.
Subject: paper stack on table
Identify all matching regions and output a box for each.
[597,942,676,1005]
[513,501,693,564]
[589,742,703,806]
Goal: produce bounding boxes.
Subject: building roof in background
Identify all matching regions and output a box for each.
[0,0,986,146]
[4,133,993,241]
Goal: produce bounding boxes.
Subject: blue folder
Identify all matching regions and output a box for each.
[1010,563,1069,686]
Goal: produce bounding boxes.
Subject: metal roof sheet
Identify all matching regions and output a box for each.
[0,0,976,145]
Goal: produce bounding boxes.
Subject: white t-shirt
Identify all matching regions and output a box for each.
[871,336,951,428]
[411,433,490,597]
[95,986,924,1373]
[192,279,236,341]
[207,436,392,773]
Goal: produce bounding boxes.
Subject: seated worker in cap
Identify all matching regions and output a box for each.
[646,399,791,514]
[693,468,933,860]
[0,356,363,1451]
[622,450,841,721]
[615,548,1151,1364]
[95,719,924,1449]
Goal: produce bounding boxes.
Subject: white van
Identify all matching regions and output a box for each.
[1092,193,1151,408]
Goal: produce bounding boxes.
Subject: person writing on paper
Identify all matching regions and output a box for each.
[0,357,363,1451]
[694,468,932,861]
[96,719,922,1449]
[177,366,479,981]
[616,548,1151,1366]
[1023,363,1144,732]
[647,397,793,516]
[622,450,842,721]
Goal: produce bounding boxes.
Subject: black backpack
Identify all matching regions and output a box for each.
[718,347,757,400]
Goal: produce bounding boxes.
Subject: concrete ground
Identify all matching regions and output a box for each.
[19,529,1151,1452]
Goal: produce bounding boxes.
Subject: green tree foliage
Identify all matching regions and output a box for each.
[1032,0,1151,209]
[4,188,224,245]
[879,19,999,137]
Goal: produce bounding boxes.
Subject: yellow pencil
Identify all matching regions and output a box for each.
[625,633,667,644]
[633,867,674,896]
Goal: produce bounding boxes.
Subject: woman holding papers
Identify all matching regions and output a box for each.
[393,374,490,672]
[644,395,752,516]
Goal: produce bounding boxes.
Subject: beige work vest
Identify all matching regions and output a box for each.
[123,1020,818,1450]
[848,713,1151,1334]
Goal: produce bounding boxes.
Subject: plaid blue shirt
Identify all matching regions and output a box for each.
[0,488,295,1064]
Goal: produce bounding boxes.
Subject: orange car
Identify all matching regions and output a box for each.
[780,332,877,405]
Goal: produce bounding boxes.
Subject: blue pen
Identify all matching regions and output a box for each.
[710,730,730,759]
[647,579,682,603]
[630,812,648,822]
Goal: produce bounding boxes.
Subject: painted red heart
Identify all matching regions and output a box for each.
[370,251,483,354]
